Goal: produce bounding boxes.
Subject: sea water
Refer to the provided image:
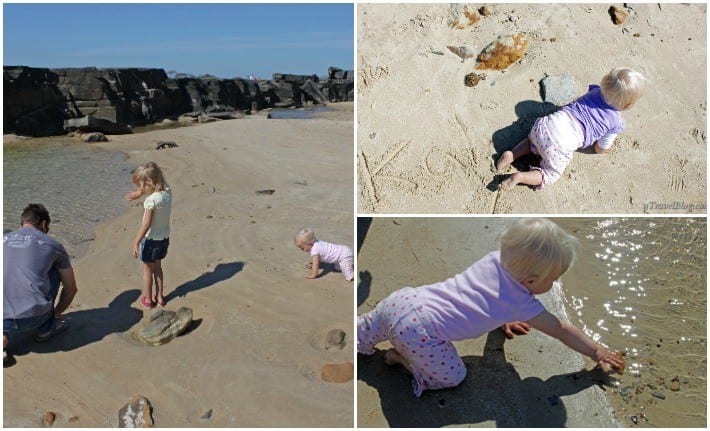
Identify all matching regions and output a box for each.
[556,218,706,427]
[3,138,134,259]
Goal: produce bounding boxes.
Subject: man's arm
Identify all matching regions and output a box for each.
[54,266,78,318]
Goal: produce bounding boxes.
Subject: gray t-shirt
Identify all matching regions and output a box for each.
[3,226,71,320]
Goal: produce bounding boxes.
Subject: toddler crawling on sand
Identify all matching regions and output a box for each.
[294,228,354,282]
[357,218,624,396]
[496,67,647,190]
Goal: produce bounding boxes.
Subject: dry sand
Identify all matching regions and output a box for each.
[3,103,354,427]
[357,3,706,214]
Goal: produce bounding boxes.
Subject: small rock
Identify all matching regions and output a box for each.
[479,5,493,16]
[325,329,347,350]
[670,377,680,391]
[320,362,354,383]
[630,415,638,424]
[81,132,108,143]
[449,5,480,29]
[476,33,530,71]
[508,15,518,22]
[549,37,557,42]
[200,409,213,420]
[43,411,56,427]
[369,132,376,139]
[156,141,178,150]
[447,45,475,61]
[464,73,486,87]
[118,396,153,428]
[136,307,193,346]
[633,33,641,37]
[609,6,629,25]
[255,189,275,195]
[651,391,666,400]
[541,74,577,106]
[68,416,79,423]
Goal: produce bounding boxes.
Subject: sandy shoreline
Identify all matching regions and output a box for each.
[357,3,706,214]
[3,103,354,427]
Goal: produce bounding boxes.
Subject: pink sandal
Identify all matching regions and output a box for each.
[140,296,154,309]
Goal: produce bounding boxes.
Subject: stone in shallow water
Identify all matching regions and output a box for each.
[321,362,354,383]
[137,307,193,346]
[118,396,153,428]
[476,34,530,71]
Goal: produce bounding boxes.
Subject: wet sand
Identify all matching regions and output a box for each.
[3,103,354,427]
[357,3,706,214]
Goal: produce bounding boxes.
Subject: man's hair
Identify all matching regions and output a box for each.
[21,203,51,228]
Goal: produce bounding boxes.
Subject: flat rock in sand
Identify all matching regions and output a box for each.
[321,362,354,383]
[541,74,577,106]
[136,307,193,347]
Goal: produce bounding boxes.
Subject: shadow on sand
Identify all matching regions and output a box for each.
[166,261,245,301]
[358,329,615,427]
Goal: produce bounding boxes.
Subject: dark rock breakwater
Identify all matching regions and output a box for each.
[4,66,354,137]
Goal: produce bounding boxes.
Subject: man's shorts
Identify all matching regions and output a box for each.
[139,237,169,263]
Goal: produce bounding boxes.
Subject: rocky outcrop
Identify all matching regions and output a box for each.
[4,65,354,137]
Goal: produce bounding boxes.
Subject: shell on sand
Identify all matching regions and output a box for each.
[476,33,530,70]
[447,45,476,61]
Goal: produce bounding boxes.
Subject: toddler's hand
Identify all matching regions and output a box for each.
[500,321,532,339]
[305,274,317,279]
[595,348,625,374]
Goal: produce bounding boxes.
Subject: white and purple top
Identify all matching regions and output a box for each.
[562,84,625,149]
[310,239,353,264]
[415,251,545,342]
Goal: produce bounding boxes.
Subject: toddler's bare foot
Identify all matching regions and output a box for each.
[498,173,520,191]
[496,151,515,172]
[384,348,402,366]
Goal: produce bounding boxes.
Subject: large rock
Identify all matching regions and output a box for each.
[541,74,576,106]
[64,115,132,135]
[476,33,530,70]
[301,79,328,105]
[118,396,153,428]
[136,307,193,346]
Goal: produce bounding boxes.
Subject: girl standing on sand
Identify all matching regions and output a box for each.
[496,67,647,190]
[125,162,172,309]
[294,228,354,282]
[357,218,624,396]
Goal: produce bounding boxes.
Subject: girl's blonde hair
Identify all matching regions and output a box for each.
[294,227,316,245]
[132,162,169,192]
[600,67,647,110]
[500,218,581,282]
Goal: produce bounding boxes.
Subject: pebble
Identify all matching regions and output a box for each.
[479,6,493,16]
[609,6,629,25]
[651,391,666,400]
[200,409,213,420]
[508,15,518,22]
[670,377,680,391]
[464,73,485,88]
[630,415,638,424]
[43,411,56,427]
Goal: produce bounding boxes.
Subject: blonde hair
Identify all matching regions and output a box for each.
[132,162,168,192]
[600,67,647,110]
[294,227,316,246]
[500,218,580,282]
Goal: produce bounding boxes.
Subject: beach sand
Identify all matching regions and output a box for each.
[357,3,706,214]
[3,103,354,427]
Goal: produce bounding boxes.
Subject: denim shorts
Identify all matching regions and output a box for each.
[139,237,169,262]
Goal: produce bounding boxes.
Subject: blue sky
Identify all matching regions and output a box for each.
[3,3,353,79]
